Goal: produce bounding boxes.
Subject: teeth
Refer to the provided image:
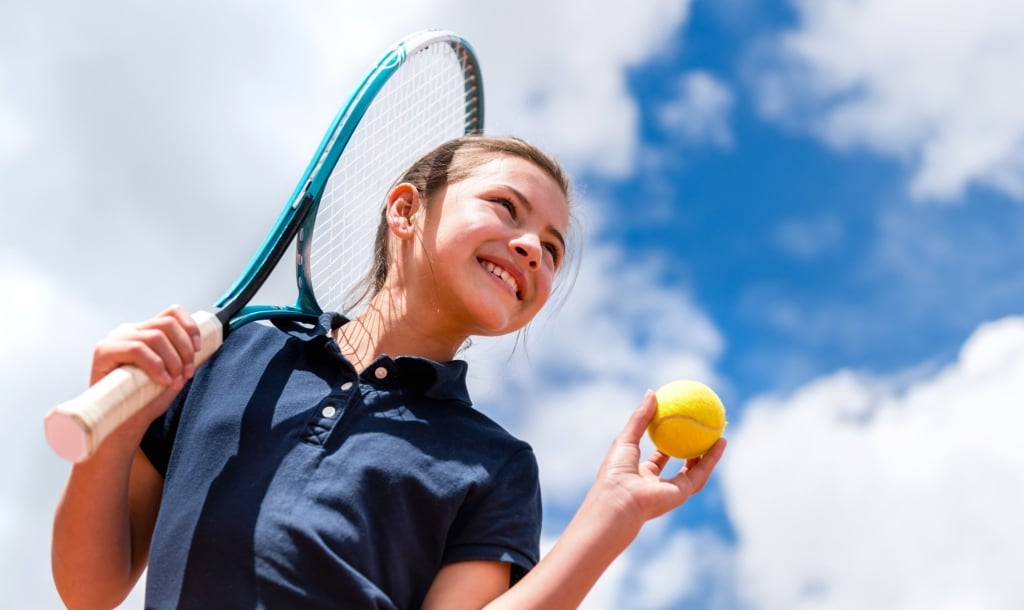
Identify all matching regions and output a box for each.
[482,261,519,296]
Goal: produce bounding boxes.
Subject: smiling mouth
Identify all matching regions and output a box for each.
[480,260,521,299]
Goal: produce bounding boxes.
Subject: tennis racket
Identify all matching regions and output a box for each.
[44,29,484,463]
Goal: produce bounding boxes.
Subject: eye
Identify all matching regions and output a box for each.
[543,243,562,268]
[492,197,516,217]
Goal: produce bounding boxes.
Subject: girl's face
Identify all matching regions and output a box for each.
[409,155,569,339]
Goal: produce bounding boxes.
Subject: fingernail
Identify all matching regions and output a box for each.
[184,364,195,379]
[160,372,173,385]
[193,335,202,352]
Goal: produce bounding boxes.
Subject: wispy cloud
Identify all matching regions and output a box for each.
[863,199,1024,335]
[656,71,735,149]
[770,215,843,260]
[752,0,1024,202]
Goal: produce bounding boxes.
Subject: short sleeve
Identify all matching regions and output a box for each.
[442,446,543,583]
[140,382,191,477]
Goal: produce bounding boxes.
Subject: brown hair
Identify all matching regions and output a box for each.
[356,135,577,305]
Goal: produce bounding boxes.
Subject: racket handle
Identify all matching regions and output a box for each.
[44,310,224,463]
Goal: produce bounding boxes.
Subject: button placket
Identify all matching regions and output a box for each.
[301,377,357,446]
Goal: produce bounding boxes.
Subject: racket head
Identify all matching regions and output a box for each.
[303,31,483,318]
[218,30,483,329]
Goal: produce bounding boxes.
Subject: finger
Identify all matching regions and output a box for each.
[617,390,657,445]
[642,450,671,476]
[93,337,174,387]
[676,438,727,493]
[161,304,202,352]
[136,327,189,387]
[103,317,190,385]
[142,312,198,379]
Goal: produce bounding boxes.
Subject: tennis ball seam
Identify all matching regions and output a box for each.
[650,413,725,433]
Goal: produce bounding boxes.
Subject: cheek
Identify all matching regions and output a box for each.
[534,270,556,306]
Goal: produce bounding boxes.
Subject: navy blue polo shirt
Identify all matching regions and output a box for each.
[140,313,542,610]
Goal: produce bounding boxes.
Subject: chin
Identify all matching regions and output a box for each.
[472,318,522,338]
[471,310,530,338]
[462,293,538,338]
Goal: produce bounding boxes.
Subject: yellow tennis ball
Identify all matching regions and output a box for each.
[648,380,727,459]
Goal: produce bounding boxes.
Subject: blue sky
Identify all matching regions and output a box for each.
[2,1,1023,608]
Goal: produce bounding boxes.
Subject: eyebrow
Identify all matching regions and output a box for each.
[503,185,567,254]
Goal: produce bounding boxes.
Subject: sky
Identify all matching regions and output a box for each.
[2,1,1024,608]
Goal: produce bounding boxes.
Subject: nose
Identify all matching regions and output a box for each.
[511,233,541,270]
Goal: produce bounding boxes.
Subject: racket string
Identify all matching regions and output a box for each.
[308,40,480,315]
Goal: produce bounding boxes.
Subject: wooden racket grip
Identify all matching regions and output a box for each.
[44,311,224,463]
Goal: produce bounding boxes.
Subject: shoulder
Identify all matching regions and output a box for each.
[222,318,305,352]
[210,316,330,371]
[458,409,535,462]
[432,405,539,487]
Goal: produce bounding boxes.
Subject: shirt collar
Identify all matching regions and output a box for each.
[306,312,471,407]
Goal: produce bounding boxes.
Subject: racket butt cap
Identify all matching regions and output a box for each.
[44,410,90,463]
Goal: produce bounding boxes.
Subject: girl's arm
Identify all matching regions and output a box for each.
[423,391,727,610]
[52,444,166,609]
[421,561,511,610]
[51,306,200,610]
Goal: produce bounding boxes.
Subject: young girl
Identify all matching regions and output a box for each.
[52,135,726,610]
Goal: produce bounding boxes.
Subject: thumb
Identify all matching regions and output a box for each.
[618,390,657,445]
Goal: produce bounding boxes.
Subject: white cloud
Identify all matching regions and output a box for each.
[753,0,1024,202]
[722,315,1024,609]
[657,71,735,149]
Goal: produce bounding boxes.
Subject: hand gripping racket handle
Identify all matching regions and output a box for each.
[44,311,224,463]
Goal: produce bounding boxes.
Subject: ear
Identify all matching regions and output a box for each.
[384,183,422,240]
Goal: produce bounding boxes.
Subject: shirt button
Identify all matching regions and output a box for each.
[374,367,388,380]
[340,381,353,391]
[321,405,337,418]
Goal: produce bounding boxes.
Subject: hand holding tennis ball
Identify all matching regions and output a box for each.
[647,380,727,459]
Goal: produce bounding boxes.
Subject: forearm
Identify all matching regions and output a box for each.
[485,486,643,610]
[51,398,166,610]
[52,443,140,608]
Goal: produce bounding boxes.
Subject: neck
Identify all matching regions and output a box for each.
[335,287,467,372]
